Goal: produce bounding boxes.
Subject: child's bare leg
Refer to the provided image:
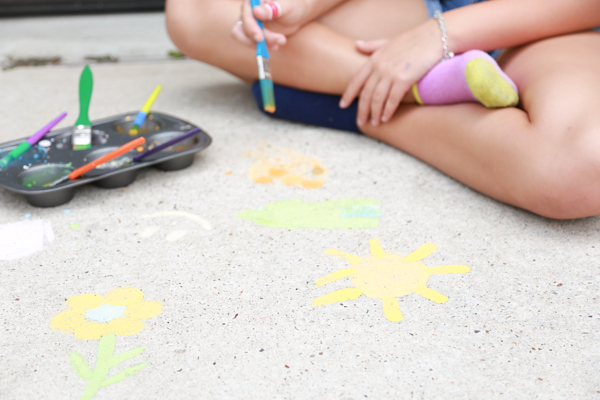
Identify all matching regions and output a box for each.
[361,32,600,219]
[165,0,426,93]
[166,2,600,218]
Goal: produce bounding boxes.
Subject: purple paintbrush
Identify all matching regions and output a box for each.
[0,112,67,168]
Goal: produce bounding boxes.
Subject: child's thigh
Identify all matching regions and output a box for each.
[317,0,429,40]
[499,31,600,136]
[498,32,600,213]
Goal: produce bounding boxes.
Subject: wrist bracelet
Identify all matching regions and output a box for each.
[433,10,454,61]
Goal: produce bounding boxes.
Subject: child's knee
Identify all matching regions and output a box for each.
[522,125,600,219]
[165,0,211,57]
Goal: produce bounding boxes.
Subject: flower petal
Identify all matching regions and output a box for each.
[105,287,143,306]
[67,293,105,310]
[74,321,110,340]
[107,317,145,336]
[50,309,86,333]
[125,300,163,320]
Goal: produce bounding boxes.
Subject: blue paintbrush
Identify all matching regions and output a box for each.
[250,0,276,113]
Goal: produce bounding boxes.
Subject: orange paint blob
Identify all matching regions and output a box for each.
[245,145,329,189]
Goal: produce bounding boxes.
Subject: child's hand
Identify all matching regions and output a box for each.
[340,20,443,126]
[231,0,308,50]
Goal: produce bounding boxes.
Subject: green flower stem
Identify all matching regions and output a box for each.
[69,333,147,400]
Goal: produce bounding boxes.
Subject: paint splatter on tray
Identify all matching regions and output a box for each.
[50,287,162,399]
[245,145,328,189]
[0,219,54,260]
[313,239,470,322]
[238,198,381,229]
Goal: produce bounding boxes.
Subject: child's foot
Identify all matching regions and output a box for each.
[412,50,519,108]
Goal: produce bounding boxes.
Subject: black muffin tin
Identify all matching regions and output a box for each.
[0,112,211,207]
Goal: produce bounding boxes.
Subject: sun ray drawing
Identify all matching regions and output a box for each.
[312,239,470,322]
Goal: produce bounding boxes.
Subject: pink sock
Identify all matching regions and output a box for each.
[412,50,519,108]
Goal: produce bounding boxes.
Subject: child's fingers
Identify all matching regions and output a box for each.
[381,82,406,123]
[231,23,255,46]
[369,78,392,126]
[356,39,388,55]
[242,0,264,42]
[263,29,287,47]
[340,63,371,109]
[356,75,379,127]
[254,1,284,21]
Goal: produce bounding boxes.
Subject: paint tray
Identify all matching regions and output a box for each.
[0,112,211,207]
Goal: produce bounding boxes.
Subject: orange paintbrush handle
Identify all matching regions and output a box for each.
[69,137,146,180]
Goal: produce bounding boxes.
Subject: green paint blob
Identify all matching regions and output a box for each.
[238,198,381,230]
[70,333,147,400]
[69,224,80,230]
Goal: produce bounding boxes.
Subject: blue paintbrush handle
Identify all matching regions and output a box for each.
[250,0,269,58]
[131,111,147,128]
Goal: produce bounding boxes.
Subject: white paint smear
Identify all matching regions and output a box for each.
[140,211,212,230]
[0,219,54,260]
[140,226,160,238]
[166,230,188,242]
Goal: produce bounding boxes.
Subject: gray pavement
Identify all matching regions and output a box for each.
[0,12,173,64]
[1,12,599,400]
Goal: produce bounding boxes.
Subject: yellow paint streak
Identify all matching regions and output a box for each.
[413,284,448,304]
[125,300,163,320]
[50,309,86,333]
[382,297,404,322]
[314,239,470,322]
[368,238,386,258]
[324,248,363,265]
[312,288,363,307]
[315,268,356,287]
[106,317,145,336]
[403,242,438,262]
[68,293,105,310]
[140,211,212,231]
[74,321,110,340]
[105,287,143,306]
[428,265,471,274]
[50,287,163,340]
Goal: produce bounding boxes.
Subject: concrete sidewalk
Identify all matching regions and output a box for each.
[0,12,173,65]
[1,12,599,400]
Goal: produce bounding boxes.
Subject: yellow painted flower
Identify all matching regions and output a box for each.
[50,287,162,340]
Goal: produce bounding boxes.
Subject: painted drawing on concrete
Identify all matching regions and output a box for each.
[238,198,382,229]
[139,210,212,242]
[245,145,328,189]
[50,287,162,399]
[0,219,54,260]
[312,239,470,322]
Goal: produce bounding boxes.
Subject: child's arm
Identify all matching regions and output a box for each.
[446,0,600,53]
[341,0,600,126]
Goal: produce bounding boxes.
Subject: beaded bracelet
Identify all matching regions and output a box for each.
[433,10,454,61]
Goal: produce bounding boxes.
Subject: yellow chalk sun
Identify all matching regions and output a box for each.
[312,239,470,322]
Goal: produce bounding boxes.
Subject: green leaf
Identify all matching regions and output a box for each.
[69,352,93,380]
[108,346,146,368]
[101,363,147,388]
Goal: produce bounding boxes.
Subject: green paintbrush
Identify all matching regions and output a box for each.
[72,65,93,150]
